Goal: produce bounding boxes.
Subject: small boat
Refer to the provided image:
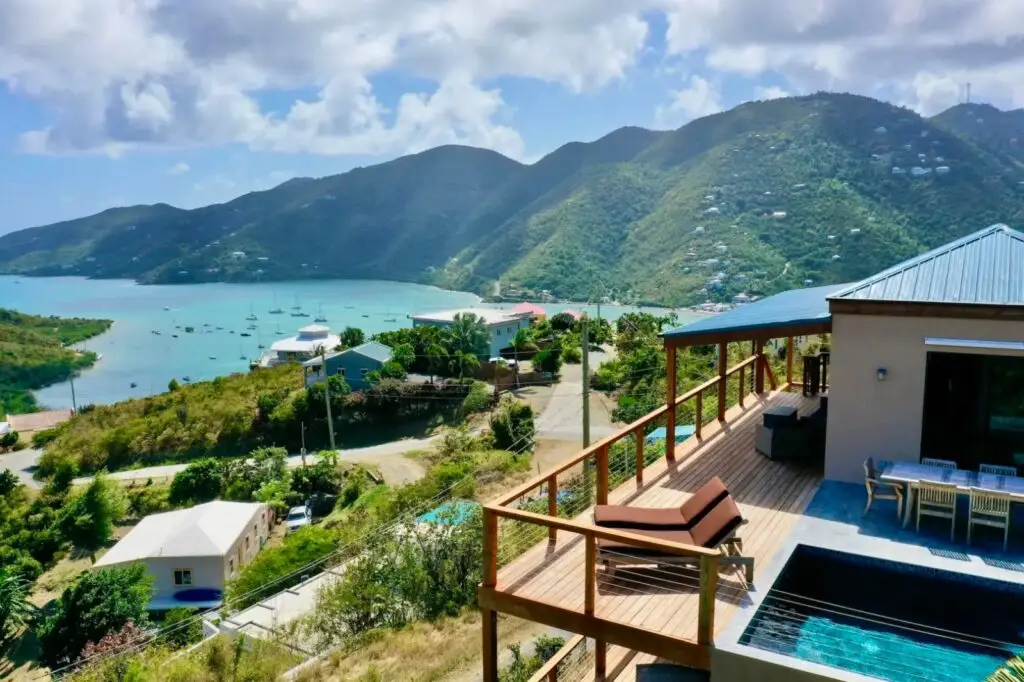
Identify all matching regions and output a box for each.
[240,332,251,337]
[314,304,328,323]
[130,382,137,388]
[257,344,265,349]
[239,346,246,360]
[229,330,236,334]
[361,314,370,318]
[384,317,397,323]
[203,323,211,327]
[172,334,178,338]
[344,305,354,309]
[268,293,284,315]
[291,295,302,310]
[183,376,191,382]
[184,326,194,333]
[209,356,217,360]
[274,323,283,335]
[246,304,258,322]
[291,310,309,318]
[164,306,171,311]
[151,330,161,335]
[216,326,224,330]
[247,324,257,330]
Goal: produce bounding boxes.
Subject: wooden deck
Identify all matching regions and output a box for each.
[489,390,823,669]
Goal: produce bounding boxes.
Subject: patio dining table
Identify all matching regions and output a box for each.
[880,462,1024,528]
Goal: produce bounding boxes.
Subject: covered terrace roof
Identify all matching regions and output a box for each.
[663,283,852,346]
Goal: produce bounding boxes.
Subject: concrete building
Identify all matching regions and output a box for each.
[302,341,393,391]
[478,224,1024,682]
[411,307,531,358]
[260,324,341,367]
[94,501,270,610]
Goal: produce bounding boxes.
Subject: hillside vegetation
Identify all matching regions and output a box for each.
[0,309,111,414]
[4,93,1024,305]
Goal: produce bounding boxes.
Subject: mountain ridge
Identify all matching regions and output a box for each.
[3,93,1024,306]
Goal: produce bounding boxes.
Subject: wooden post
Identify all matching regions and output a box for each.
[738,365,745,407]
[595,640,607,680]
[717,342,727,422]
[483,608,499,682]
[786,336,794,386]
[596,446,609,505]
[483,508,498,588]
[695,390,703,438]
[585,534,596,615]
[547,668,558,682]
[634,427,644,485]
[547,476,558,542]
[665,345,677,462]
[697,555,720,646]
[754,340,765,394]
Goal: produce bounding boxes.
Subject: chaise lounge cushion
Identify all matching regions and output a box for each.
[593,476,729,530]
[596,495,744,555]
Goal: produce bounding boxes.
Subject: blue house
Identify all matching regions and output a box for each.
[302,341,392,391]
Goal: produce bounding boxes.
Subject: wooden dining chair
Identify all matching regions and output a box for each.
[980,464,1017,477]
[863,457,903,517]
[968,488,1012,551]
[921,458,957,470]
[916,482,958,540]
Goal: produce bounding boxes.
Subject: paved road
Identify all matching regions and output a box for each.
[532,348,618,442]
[1,437,434,489]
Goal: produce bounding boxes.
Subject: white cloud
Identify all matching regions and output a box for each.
[654,75,723,129]
[753,85,791,101]
[168,162,190,175]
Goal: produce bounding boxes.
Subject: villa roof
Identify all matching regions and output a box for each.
[663,283,850,345]
[303,341,392,367]
[411,307,528,325]
[513,302,546,315]
[830,224,1024,306]
[94,501,265,566]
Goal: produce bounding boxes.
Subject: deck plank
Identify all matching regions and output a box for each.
[491,390,823,672]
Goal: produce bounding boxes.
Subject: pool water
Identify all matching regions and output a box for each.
[416,500,479,525]
[740,546,1024,681]
[174,588,222,603]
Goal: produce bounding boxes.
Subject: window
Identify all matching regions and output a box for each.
[507,326,512,334]
[173,569,192,586]
[228,559,234,575]
[496,329,501,337]
[361,368,368,377]
[338,368,346,377]
[245,536,250,551]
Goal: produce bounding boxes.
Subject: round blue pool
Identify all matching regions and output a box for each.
[174,588,222,603]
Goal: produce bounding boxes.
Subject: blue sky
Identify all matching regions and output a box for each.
[2,1,1022,233]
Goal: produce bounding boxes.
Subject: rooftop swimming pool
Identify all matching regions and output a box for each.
[740,545,1024,681]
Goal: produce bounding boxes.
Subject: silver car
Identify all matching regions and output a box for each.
[285,505,312,533]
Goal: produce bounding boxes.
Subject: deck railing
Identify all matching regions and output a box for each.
[481,350,781,663]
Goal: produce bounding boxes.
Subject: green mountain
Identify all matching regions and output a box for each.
[3,93,1024,306]
[931,103,1024,166]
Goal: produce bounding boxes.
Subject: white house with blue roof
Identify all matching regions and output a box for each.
[302,341,393,391]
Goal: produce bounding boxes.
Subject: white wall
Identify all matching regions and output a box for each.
[146,555,226,598]
[825,313,1024,482]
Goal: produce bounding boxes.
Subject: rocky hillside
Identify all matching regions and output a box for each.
[3,93,1024,306]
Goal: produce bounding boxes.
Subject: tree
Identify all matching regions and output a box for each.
[425,343,449,382]
[511,328,538,359]
[168,458,223,506]
[549,312,575,332]
[167,378,180,392]
[0,430,18,451]
[161,607,203,649]
[0,469,18,497]
[391,343,415,370]
[58,472,128,555]
[339,326,366,349]
[449,351,480,379]
[533,348,563,375]
[0,568,34,646]
[37,564,152,666]
[490,399,536,453]
[378,360,408,381]
[448,313,490,357]
[991,655,1024,681]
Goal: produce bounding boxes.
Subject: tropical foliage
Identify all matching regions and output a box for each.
[0,568,33,646]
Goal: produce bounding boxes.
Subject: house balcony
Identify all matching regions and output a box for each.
[480,345,824,680]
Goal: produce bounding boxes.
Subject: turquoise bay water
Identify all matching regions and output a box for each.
[2,276,688,409]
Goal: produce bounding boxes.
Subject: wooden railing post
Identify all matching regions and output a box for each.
[697,554,720,646]
[483,607,498,682]
[634,427,644,485]
[754,340,765,394]
[737,365,745,407]
[483,507,498,588]
[665,345,677,462]
[786,336,794,385]
[595,640,607,680]
[695,390,703,438]
[547,476,558,542]
[717,342,727,422]
[596,446,609,505]
[585,534,596,616]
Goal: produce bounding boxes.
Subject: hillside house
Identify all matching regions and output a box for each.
[302,341,393,390]
[479,224,1024,682]
[411,307,531,358]
[95,501,270,611]
[260,324,341,367]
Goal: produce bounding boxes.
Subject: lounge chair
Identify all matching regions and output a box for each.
[597,495,754,583]
[593,476,729,531]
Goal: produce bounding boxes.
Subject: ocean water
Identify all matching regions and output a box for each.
[2,276,689,409]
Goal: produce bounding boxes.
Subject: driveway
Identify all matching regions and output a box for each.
[0,448,43,489]
[530,347,619,442]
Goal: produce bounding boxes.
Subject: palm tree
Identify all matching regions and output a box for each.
[0,569,34,646]
[448,313,489,358]
[990,655,1024,681]
[510,328,538,388]
[449,351,480,379]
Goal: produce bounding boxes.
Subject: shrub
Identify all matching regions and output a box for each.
[31,428,61,449]
[226,525,338,610]
[462,381,492,413]
[490,399,536,454]
[57,473,128,554]
[168,458,223,506]
[161,606,204,649]
[533,348,563,374]
[562,345,582,364]
[127,485,171,517]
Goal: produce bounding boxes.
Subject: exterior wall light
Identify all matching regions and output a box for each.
[877,367,888,381]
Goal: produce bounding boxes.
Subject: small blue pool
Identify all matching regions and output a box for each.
[417,500,479,525]
[174,588,222,603]
[740,546,1024,681]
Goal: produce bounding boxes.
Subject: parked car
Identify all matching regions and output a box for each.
[285,504,312,534]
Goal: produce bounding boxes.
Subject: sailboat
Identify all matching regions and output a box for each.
[239,346,247,360]
[314,304,328,323]
[274,322,284,335]
[291,295,301,310]
[246,304,258,322]
[290,295,309,317]
[269,294,284,315]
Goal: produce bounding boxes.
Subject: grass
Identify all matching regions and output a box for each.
[304,611,550,682]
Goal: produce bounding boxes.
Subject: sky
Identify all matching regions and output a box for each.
[2,0,1024,233]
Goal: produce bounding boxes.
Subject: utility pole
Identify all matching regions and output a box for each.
[300,422,307,466]
[320,346,336,450]
[69,372,78,413]
[581,315,591,448]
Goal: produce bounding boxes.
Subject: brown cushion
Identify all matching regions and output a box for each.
[593,477,729,530]
[596,529,695,555]
[688,495,743,548]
